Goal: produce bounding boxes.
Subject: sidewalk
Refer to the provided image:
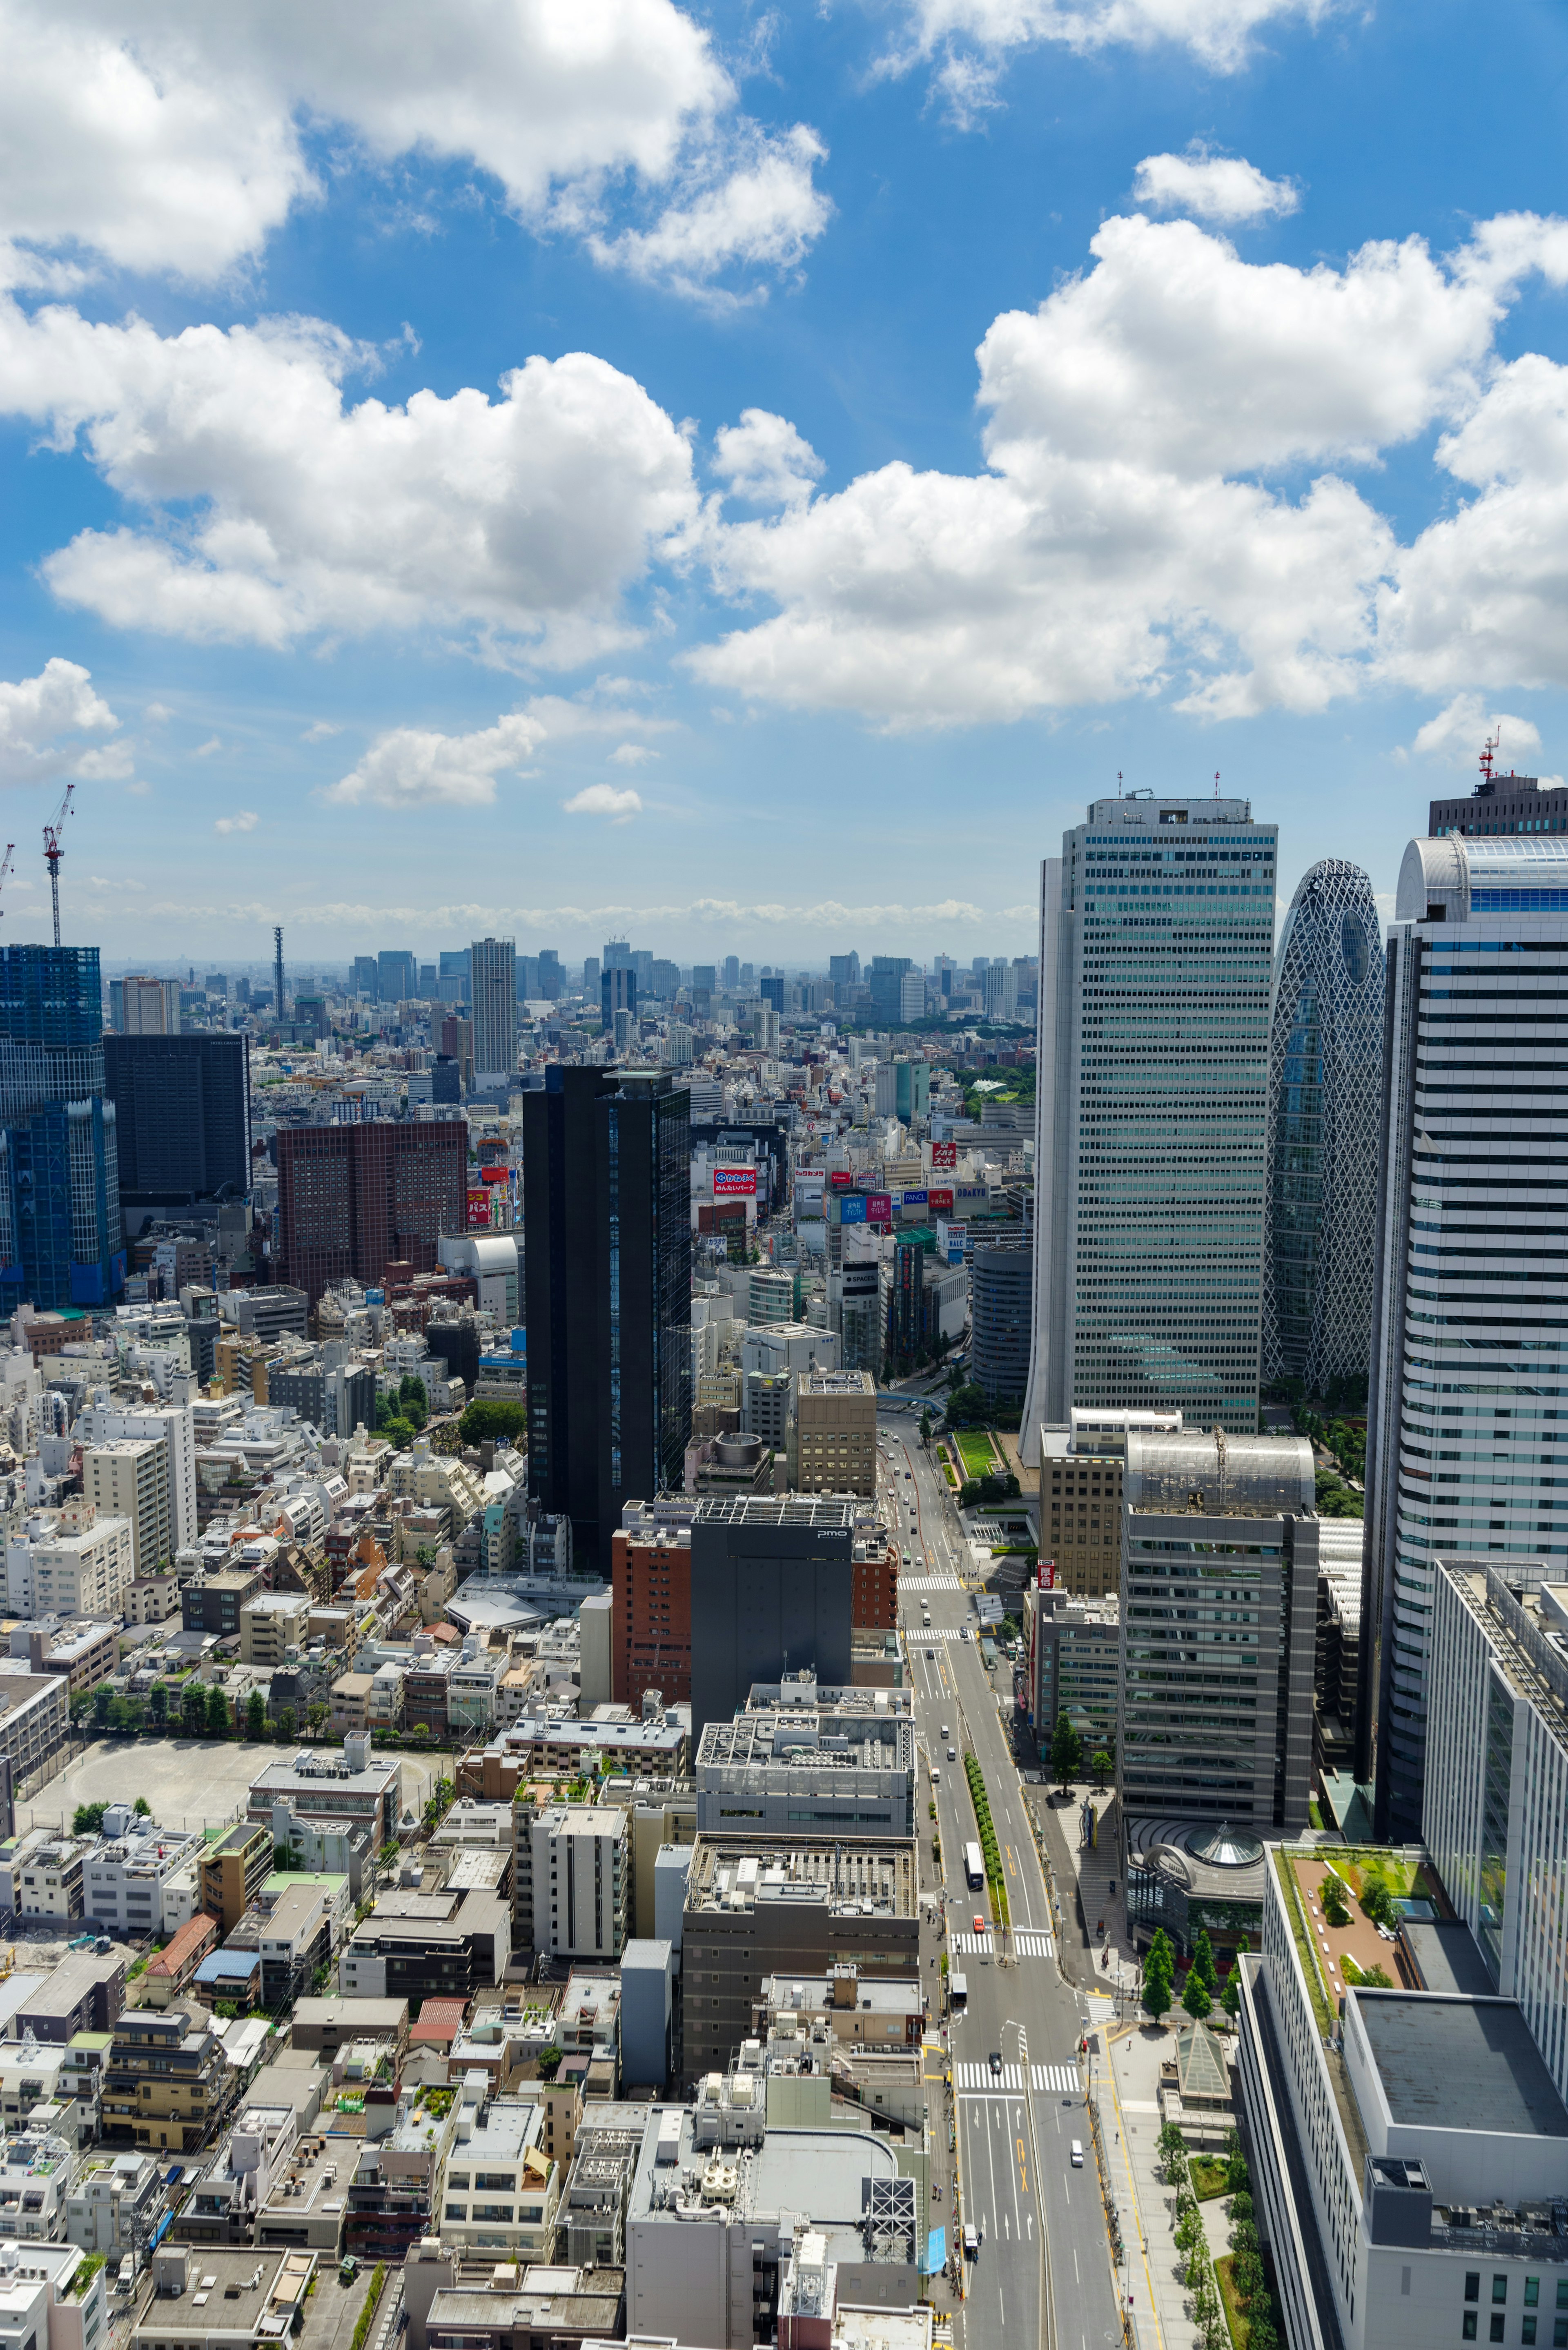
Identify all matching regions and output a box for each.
[1037,1778,1138,2003]
[1096,2019,1223,2350]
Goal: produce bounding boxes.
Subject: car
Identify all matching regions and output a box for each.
[947,1746,956,1761]
[926,1647,935,1658]
[941,1723,950,1737]
[1070,2140,1084,2167]
[973,1915,985,1933]
[989,2051,1003,2077]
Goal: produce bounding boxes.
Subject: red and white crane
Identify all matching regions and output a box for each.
[42,780,74,948]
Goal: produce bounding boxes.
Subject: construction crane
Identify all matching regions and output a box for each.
[0,844,15,919]
[42,781,74,948]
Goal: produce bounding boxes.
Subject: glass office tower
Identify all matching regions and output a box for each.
[1022,792,1276,1445]
[1262,860,1384,1396]
[0,943,122,1309]
[1364,832,1568,1837]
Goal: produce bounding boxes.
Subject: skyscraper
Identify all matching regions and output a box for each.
[275,1121,465,1303]
[1363,830,1568,1837]
[867,956,913,1023]
[1021,791,1276,1446]
[601,965,637,1032]
[105,1033,250,1213]
[469,936,517,1086]
[722,955,740,990]
[1261,861,1384,1397]
[523,1067,691,1574]
[0,944,123,1310]
[376,949,417,1004]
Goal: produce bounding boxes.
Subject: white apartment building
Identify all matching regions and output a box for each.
[528,1807,627,1963]
[6,1505,134,1621]
[74,1400,196,1554]
[1238,1846,1568,2350]
[1364,832,1568,1839]
[83,1437,171,1578]
[470,936,517,1086]
[1426,1561,1568,2103]
[1021,792,1276,1448]
[437,2092,561,2262]
[82,1808,206,1939]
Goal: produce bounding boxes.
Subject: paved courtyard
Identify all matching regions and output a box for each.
[18,1736,440,1837]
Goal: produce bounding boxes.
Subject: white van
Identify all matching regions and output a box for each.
[1070,2140,1084,2168]
[931,1766,941,1786]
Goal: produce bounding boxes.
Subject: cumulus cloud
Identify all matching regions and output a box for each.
[0,303,697,658]
[327,713,546,810]
[610,742,658,766]
[301,719,341,742]
[0,656,128,786]
[0,1,826,301]
[713,408,824,508]
[214,808,258,833]
[1408,694,1541,767]
[194,735,223,757]
[591,125,831,300]
[563,783,643,820]
[143,700,172,722]
[690,207,1568,727]
[1132,145,1298,223]
[886,0,1340,119]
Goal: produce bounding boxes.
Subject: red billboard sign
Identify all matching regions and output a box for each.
[713,1166,757,1196]
[866,1192,893,1224]
[931,1140,957,1168]
[829,1169,853,1187]
[479,1165,509,1187]
[929,1187,955,1215]
[466,1189,492,1229]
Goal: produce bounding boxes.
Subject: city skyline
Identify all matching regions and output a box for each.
[0,9,1566,957]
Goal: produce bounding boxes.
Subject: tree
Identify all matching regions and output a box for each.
[133,1796,151,1818]
[1090,1748,1113,1792]
[1221,1971,1242,2022]
[205,1682,232,1737]
[1357,1962,1394,1989]
[1192,1929,1218,1995]
[1359,1877,1395,1929]
[1182,1967,1213,2024]
[919,1407,933,1448]
[92,1682,113,1728]
[181,1681,208,1737]
[306,1704,327,1739]
[245,1689,267,1741]
[1048,1709,1082,1793]
[536,2046,562,2080]
[1143,1929,1176,2024]
[73,1802,107,1835]
[148,1681,169,1726]
[275,1706,297,1744]
[399,1376,428,1431]
[1319,1875,1351,1928]
[458,1398,529,1448]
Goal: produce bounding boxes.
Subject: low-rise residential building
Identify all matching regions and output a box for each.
[199,1822,272,1938]
[339,1883,510,2005]
[102,2007,234,2156]
[345,2082,456,2260]
[125,1575,180,1627]
[464,1714,688,1799]
[413,2255,624,2350]
[143,1915,220,2010]
[516,1808,627,1965]
[129,2243,317,2350]
[9,1620,120,1701]
[1,1829,90,1923]
[0,2236,108,2350]
[437,2091,560,2262]
[83,1809,205,1940]
[245,1743,402,1855]
[0,2125,78,2240]
[182,1569,263,1640]
[65,2149,166,2256]
[5,1504,134,1625]
[694,1700,915,1838]
[238,1597,310,1671]
[13,1956,125,2043]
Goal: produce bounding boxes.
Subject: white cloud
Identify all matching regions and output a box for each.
[301,719,341,742]
[690,207,1568,727]
[0,655,127,786]
[610,742,658,766]
[125,778,151,795]
[563,783,642,820]
[887,0,1340,119]
[1408,695,1541,767]
[0,2,825,301]
[590,125,830,300]
[713,408,824,508]
[194,735,223,757]
[0,302,698,657]
[214,808,258,833]
[327,712,546,810]
[143,700,172,722]
[1132,145,1298,223]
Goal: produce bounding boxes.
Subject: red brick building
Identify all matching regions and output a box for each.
[610,1523,693,1708]
[852,1544,899,1631]
[276,1121,466,1304]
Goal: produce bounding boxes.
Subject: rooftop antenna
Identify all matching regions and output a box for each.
[1480,725,1500,785]
[1116,771,1124,798]
[274,925,286,1028]
[42,782,74,948]
[1213,770,1221,798]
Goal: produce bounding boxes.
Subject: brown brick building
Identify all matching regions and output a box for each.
[610,1521,692,1708]
[276,1121,466,1304]
[851,1542,899,1630]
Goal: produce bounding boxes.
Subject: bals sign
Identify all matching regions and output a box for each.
[713,1166,757,1196]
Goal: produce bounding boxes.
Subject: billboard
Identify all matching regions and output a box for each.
[829,1169,853,1187]
[466,1189,492,1229]
[929,1187,954,1216]
[931,1140,958,1168]
[866,1192,893,1224]
[956,1184,988,1201]
[901,1188,928,1207]
[713,1166,757,1196]
[839,1194,868,1224]
[479,1165,509,1186]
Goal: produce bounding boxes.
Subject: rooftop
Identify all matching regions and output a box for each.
[686,1835,916,1918]
[1354,1993,1568,2140]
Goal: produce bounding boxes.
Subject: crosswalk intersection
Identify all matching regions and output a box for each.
[901,1576,964,1592]
[949,1929,1054,1956]
[953,2061,1082,2093]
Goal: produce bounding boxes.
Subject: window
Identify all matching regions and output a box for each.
[1523,2321,1537,2346]
[1491,2321,1505,2346]
[1530,2284,1542,2308]
[1496,2281,1510,2306]
[1555,2322,1568,2349]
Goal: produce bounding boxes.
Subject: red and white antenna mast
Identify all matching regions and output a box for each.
[1214,769,1221,798]
[1480,726,1500,786]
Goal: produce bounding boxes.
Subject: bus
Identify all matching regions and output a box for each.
[964,1841,984,1891]
[950,1970,968,2011]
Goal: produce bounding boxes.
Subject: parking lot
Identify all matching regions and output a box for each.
[18,1736,441,1837]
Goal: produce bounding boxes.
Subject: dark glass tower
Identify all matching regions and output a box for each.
[523,1067,691,1573]
[105,1032,250,1208]
[0,944,123,1309]
[1262,861,1384,1398]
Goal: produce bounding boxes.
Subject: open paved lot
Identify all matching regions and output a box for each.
[19,1736,440,1836]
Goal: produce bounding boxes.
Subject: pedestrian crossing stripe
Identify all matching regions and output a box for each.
[1013,1931,1055,1957]
[1032,2063,1080,2094]
[950,1931,993,1953]
[948,1930,1054,1957]
[902,1576,963,1591]
[957,2062,1026,2089]
[913,1627,966,1641]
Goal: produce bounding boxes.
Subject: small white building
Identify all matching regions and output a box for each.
[83,1808,205,1940]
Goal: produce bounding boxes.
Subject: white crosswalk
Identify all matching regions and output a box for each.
[1033,2063,1080,2095]
[957,2061,1025,2089]
[1013,1930,1055,1958]
[913,1626,966,1641]
[902,1576,963,1592]
[950,1931,993,1954]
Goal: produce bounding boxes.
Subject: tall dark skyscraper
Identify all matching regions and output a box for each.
[0,944,122,1310]
[523,1067,691,1573]
[105,1033,251,1213]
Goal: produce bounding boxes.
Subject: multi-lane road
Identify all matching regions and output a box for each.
[876,1400,1123,2350]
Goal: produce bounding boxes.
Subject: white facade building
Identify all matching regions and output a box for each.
[5,1506,134,1621]
[82,1807,206,1939]
[470,936,518,1087]
[1363,833,1568,1839]
[1021,793,1276,1451]
[74,1400,197,1554]
[528,1807,627,1963]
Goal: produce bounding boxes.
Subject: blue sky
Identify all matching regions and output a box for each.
[2,0,1567,970]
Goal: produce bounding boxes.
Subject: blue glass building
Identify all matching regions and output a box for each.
[1262,861,1384,1396]
[0,945,123,1309]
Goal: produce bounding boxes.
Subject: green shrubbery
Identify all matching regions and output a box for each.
[962,1751,1009,1930]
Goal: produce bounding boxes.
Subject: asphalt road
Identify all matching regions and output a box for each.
[878,1407,1123,2350]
